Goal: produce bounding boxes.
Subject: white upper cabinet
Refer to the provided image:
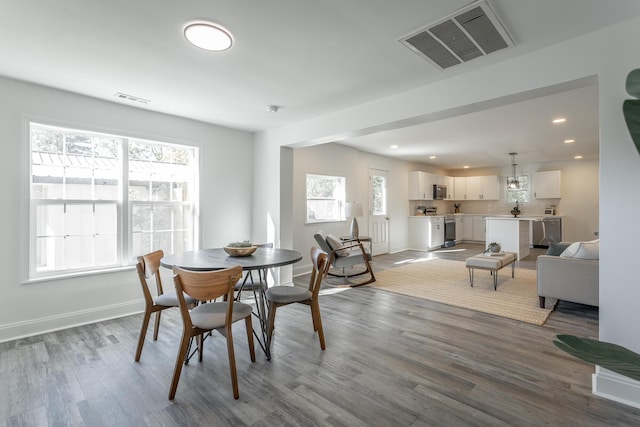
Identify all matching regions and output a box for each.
[532,170,561,199]
[467,175,500,200]
[445,176,455,200]
[454,177,467,200]
[452,175,499,200]
[409,171,433,200]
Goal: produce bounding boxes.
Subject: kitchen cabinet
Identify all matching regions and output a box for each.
[454,177,466,200]
[409,171,441,200]
[464,176,499,200]
[472,215,486,242]
[408,216,444,250]
[445,176,455,200]
[408,171,430,200]
[532,170,561,199]
[430,216,445,247]
[455,215,463,241]
[455,215,473,241]
[452,176,499,200]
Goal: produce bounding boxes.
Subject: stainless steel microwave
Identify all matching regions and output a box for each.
[433,184,447,200]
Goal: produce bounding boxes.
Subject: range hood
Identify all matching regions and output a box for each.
[399,0,515,70]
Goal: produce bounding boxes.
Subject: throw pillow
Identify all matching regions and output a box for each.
[546,242,571,256]
[560,241,599,260]
[326,234,349,257]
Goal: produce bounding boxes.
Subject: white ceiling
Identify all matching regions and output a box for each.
[1,0,639,168]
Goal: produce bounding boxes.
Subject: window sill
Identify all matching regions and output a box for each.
[23,265,135,285]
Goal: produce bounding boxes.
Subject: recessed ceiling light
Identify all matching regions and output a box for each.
[574,155,583,159]
[184,22,233,51]
[564,139,575,143]
[429,155,436,159]
[390,144,398,149]
[463,165,470,169]
[552,118,566,124]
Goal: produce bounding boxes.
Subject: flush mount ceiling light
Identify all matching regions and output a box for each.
[507,152,520,189]
[184,22,233,51]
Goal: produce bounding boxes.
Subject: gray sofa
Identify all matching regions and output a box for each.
[536,252,599,308]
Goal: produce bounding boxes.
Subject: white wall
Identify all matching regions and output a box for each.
[253,17,640,407]
[0,76,254,342]
[291,143,427,274]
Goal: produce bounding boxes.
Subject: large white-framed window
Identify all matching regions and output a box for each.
[305,173,346,223]
[29,122,198,280]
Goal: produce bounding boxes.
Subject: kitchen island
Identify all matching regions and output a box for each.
[484,216,534,260]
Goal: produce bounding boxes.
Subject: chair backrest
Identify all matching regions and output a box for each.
[255,242,274,248]
[172,265,243,327]
[136,250,165,304]
[308,247,329,297]
[313,231,332,254]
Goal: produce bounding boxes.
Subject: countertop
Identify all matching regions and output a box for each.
[485,215,563,221]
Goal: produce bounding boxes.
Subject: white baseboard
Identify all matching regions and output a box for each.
[0,300,145,343]
[593,367,640,409]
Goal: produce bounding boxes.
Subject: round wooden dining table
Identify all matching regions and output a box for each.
[160,247,302,360]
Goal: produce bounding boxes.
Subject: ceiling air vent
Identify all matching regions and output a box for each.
[400,0,514,70]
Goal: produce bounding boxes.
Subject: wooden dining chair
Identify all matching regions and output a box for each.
[169,265,256,400]
[134,249,196,362]
[265,247,330,352]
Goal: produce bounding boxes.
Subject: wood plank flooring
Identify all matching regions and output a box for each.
[2,244,639,426]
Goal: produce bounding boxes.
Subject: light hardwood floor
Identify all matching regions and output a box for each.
[2,244,639,426]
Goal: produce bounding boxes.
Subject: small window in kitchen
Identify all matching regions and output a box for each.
[305,174,345,223]
[505,174,530,203]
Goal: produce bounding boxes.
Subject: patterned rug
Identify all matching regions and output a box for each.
[371,258,556,325]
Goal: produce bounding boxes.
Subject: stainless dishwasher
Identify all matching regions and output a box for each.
[532,217,562,248]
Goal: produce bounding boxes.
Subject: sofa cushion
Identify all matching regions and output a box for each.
[546,242,571,256]
[560,241,599,260]
[326,234,349,257]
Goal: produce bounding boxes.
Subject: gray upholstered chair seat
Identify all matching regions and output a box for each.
[189,301,253,330]
[154,290,196,307]
[331,250,372,268]
[266,286,312,304]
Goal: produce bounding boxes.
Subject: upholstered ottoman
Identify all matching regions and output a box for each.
[465,252,517,290]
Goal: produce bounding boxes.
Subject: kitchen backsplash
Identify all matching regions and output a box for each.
[409,199,561,216]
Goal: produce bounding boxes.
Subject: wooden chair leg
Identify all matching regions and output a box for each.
[168,331,191,400]
[245,316,256,362]
[153,310,162,341]
[135,308,152,362]
[225,325,239,400]
[311,302,325,350]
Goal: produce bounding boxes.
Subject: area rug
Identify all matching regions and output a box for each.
[371,258,556,325]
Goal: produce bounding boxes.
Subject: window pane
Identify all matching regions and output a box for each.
[372,175,386,216]
[506,174,530,203]
[132,232,152,260]
[65,204,93,236]
[306,174,345,222]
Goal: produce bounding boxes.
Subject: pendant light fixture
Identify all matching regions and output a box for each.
[507,152,520,189]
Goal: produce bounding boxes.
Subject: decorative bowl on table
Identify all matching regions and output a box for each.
[223,245,257,257]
